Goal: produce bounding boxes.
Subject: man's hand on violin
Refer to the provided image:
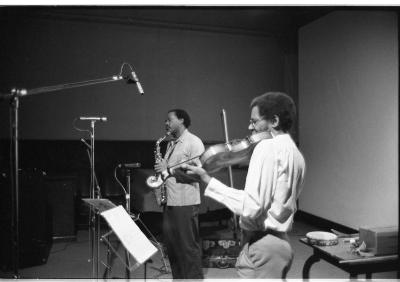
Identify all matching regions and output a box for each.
[154,158,168,174]
[180,164,211,185]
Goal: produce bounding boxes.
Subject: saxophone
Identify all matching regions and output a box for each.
[146,132,170,205]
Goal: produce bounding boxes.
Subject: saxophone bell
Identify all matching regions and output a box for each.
[146,175,164,189]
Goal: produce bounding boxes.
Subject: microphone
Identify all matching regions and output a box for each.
[130,71,144,95]
[119,163,142,168]
[79,116,107,122]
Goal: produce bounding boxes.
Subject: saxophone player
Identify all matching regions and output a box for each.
[154,109,205,279]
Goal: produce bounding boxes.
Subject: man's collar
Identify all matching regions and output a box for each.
[171,128,189,143]
[174,128,188,143]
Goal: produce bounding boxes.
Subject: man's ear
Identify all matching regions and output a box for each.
[272,115,280,128]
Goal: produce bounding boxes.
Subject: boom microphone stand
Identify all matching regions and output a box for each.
[80,117,104,278]
[0,65,143,278]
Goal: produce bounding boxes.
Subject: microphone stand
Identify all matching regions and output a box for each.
[88,119,100,279]
[10,91,20,279]
[125,168,131,214]
[0,74,127,278]
[124,168,132,279]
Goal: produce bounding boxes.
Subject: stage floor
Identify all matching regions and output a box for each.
[1,219,397,279]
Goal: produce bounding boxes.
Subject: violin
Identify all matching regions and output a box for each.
[169,131,272,174]
[200,131,272,173]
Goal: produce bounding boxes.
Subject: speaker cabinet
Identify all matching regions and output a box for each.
[0,169,53,270]
[45,175,77,241]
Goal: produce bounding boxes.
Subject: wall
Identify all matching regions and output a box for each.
[0,9,296,220]
[0,9,286,142]
[298,11,398,229]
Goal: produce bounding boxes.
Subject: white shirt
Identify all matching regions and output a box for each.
[204,133,306,232]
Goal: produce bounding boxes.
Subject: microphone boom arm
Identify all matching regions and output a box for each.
[1,75,124,99]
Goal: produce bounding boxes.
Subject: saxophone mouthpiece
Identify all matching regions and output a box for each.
[161,131,171,143]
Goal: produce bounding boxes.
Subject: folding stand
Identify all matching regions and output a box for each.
[101,226,169,279]
[104,166,170,278]
[122,166,170,276]
[98,204,158,278]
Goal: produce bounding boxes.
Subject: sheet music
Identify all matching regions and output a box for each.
[100,205,157,264]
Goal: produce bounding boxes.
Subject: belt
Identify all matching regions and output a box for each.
[241,229,287,246]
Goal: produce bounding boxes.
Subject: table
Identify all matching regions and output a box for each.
[300,238,399,279]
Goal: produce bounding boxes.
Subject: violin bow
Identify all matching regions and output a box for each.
[221,109,239,238]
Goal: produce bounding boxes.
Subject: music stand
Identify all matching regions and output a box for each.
[109,164,170,278]
[121,166,170,277]
[83,202,158,278]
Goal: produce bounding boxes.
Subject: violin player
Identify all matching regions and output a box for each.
[179,92,306,278]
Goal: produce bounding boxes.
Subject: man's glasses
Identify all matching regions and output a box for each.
[249,119,264,128]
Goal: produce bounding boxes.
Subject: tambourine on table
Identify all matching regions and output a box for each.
[305,231,339,246]
[300,231,399,279]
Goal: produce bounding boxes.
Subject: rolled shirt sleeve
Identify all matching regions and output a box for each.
[204,140,274,221]
[204,135,305,232]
